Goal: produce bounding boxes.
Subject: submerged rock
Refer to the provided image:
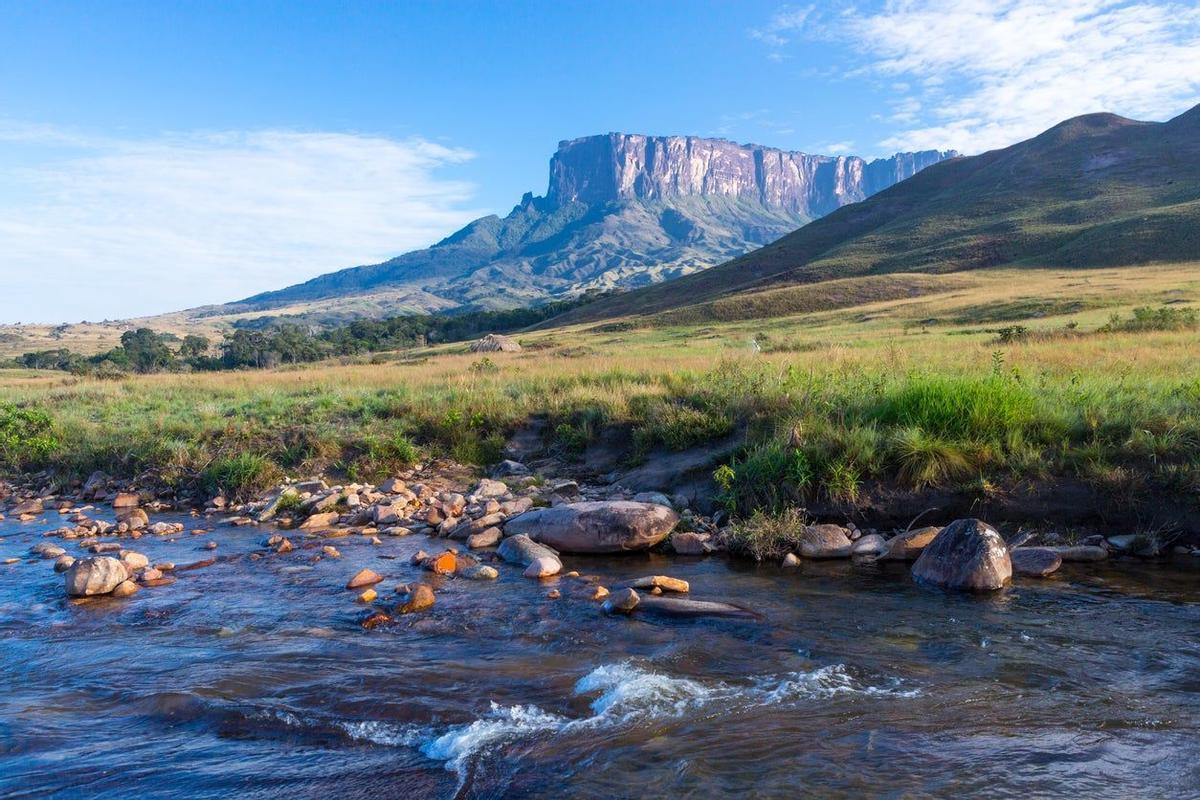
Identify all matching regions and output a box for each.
[396,583,435,614]
[635,596,759,620]
[1010,547,1063,577]
[64,556,127,597]
[912,518,1011,592]
[798,524,853,558]
[782,553,801,567]
[1044,545,1108,562]
[504,501,678,554]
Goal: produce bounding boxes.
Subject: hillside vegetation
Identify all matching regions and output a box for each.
[553,105,1200,325]
[2,264,1198,536]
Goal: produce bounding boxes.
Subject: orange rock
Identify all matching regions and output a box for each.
[426,551,457,575]
[361,611,391,629]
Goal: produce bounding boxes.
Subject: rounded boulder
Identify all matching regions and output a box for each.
[503,501,678,554]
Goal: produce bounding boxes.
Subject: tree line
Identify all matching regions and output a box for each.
[4,295,601,375]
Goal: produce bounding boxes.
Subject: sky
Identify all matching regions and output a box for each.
[1,0,1198,324]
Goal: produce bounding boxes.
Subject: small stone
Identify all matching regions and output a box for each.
[466,526,503,549]
[396,583,435,614]
[53,555,76,572]
[205,541,218,551]
[460,563,499,580]
[140,567,164,581]
[591,585,610,601]
[782,553,801,567]
[346,568,383,589]
[111,580,139,598]
[361,611,391,629]
[524,556,560,578]
[603,587,640,614]
[322,546,341,558]
[357,588,378,603]
[546,589,561,600]
[120,551,149,570]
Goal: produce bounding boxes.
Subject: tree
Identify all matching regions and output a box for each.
[119,328,177,373]
[179,334,210,360]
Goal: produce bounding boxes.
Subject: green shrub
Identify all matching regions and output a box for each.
[0,403,60,469]
[1099,305,1198,333]
[871,375,1037,440]
[722,508,809,561]
[200,453,280,498]
[889,426,971,488]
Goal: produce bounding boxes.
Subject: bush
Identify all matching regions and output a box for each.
[0,404,59,469]
[200,453,280,498]
[889,426,971,488]
[1100,306,1198,333]
[722,508,809,561]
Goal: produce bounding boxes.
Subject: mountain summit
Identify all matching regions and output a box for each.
[232,134,954,321]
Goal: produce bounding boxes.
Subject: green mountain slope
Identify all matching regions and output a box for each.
[553,105,1200,325]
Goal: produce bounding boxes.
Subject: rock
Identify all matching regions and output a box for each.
[500,497,533,516]
[53,555,76,572]
[628,575,689,593]
[460,563,499,580]
[112,493,140,509]
[798,524,853,558]
[636,596,759,619]
[396,583,435,614]
[346,568,383,589]
[64,557,127,596]
[671,531,713,555]
[782,553,801,567]
[851,533,888,556]
[256,489,296,522]
[357,588,378,603]
[497,534,563,577]
[361,611,391,629]
[111,580,139,598]
[81,471,110,499]
[492,460,529,478]
[373,502,409,526]
[120,551,149,570]
[322,546,341,558]
[1010,547,1063,577]
[469,333,521,353]
[119,508,150,530]
[139,568,163,582]
[882,527,942,560]
[603,587,640,614]
[473,478,509,498]
[36,545,66,559]
[1106,534,1161,557]
[912,518,1011,592]
[378,478,407,494]
[12,498,44,516]
[632,491,673,507]
[504,501,678,554]
[466,526,503,549]
[524,556,561,578]
[300,512,340,530]
[591,586,610,600]
[1044,545,1108,562]
[424,551,458,575]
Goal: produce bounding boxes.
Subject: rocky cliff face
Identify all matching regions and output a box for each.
[548,133,955,217]
[234,133,957,320]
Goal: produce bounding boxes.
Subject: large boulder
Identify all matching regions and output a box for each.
[64,557,127,597]
[504,501,678,554]
[497,534,562,577]
[912,518,1011,592]
[798,524,853,558]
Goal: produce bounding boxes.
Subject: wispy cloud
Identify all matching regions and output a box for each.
[0,126,484,323]
[753,1,1200,153]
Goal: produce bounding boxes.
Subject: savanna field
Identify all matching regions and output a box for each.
[3,265,1198,542]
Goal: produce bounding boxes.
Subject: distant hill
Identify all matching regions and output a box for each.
[552,104,1200,325]
[222,134,953,321]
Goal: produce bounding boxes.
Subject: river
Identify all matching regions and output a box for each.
[2,510,1198,798]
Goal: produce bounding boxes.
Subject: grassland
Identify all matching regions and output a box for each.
[2,264,1198,537]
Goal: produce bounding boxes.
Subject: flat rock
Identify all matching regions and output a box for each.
[1010,547,1063,577]
[467,526,503,549]
[628,575,689,593]
[634,596,759,620]
[882,527,942,560]
[1044,545,1108,562]
[504,501,678,554]
[799,524,853,558]
[851,533,888,556]
[912,518,1011,592]
[671,531,713,555]
[497,534,562,573]
[602,587,640,614]
[300,512,340,530]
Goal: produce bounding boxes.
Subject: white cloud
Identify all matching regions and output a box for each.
[0,126,484,323]
[819,141,856,155]
[757,1,1200,153]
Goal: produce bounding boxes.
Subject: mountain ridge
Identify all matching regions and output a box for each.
[230,134,955,320]
[546,106,1200,326]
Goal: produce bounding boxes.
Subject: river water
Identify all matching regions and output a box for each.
[1,510,1198,799]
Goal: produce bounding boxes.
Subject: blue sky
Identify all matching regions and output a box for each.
[1,0,1198,323]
